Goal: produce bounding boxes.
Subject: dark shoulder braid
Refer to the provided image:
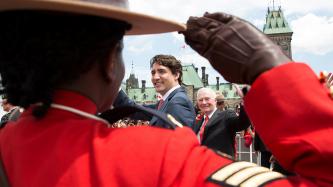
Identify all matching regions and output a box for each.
[0,11,131,118]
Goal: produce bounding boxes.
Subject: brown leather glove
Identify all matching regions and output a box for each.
[182,12,291,84]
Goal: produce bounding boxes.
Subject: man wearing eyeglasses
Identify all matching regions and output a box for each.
[194,87,250,158]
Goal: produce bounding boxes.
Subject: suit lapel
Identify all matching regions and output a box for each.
[194,118,204,134]
[205,110,223,129]
[205,109,223,132]
[201,110,221,142]
[195,110,220,135]
[159,87,183,112]
[151,87,183,125]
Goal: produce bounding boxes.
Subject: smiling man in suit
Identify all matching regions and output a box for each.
[195,87,250,158]
[114,54,196,129]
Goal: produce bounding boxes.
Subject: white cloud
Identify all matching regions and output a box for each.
[129,0,264,23]
[128,0,333,29]
[177,51,210,68]
[282,0,333,15]
[171,32,184,43]
[291,13,333,55]
[123,0,333,84]
[124,36,153,53]
[252,19,266,30]
[176,50,227,83]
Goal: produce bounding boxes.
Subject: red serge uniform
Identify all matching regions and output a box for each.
[245,63,333,186]
[0,91,233,187]
[0,63,329,186]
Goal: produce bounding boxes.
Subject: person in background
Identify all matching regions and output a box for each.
[215,94,226,111]
[0,97,21,128]
[323,71,333,88]
[194,87,250,158]
[235,104,242,115]
[114,54,196,129]
[243,127,254,148]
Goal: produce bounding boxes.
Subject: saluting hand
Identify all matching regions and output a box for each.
[182,12,291,84]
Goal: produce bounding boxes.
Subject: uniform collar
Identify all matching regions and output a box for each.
[52,90,98,114]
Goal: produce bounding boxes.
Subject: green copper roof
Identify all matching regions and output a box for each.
[126,63,204,103]
[207,83,243,99]
[127,87,157,104]
[182,64,204,88]
[263,8,293,34]
[124,64,243,103]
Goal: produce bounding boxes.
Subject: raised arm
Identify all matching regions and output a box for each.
[245,63,333,184]
[182,12,333,185]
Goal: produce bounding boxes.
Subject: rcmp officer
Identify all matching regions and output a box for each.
[0,1,332,187]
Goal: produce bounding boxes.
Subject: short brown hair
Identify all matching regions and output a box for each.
[216,95,225,106]
[150,54,182,84]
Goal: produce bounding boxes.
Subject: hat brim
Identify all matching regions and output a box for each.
[0,0,186,35]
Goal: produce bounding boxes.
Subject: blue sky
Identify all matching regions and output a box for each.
[123,0,333,87]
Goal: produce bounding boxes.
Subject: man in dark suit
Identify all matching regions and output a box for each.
[195,87,250,158]
[114,54,196,129]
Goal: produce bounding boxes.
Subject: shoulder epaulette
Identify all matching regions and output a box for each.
[208,161,285,187]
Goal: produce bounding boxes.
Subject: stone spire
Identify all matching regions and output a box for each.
[263,3,293,58]
[130,61,134,75]
[126,61,139,91]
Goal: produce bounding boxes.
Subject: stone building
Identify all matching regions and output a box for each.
[263,6,293,58]
[120,4,292,163]
[123,5,293,113]
[122,64,244,109]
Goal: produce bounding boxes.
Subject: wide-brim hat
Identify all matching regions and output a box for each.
[0,0,186,35]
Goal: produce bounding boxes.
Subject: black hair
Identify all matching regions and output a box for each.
[0,11,131,117]
[150,54,183,85]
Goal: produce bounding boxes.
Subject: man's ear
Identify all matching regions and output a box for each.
[102,47,118,83]
[174,72,180,81]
